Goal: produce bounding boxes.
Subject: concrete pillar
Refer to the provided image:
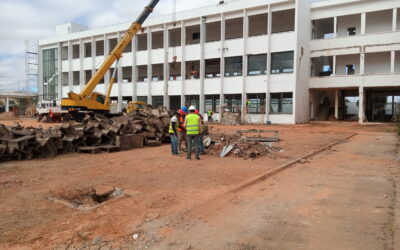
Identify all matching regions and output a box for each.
[57,42,63,100]
[79,39,84,89]
[332,55,336,75]
[104,34,110,93]
[393,8,398,31]
[333,16,337,38]
[334,89,339,120]
[5,97,9,112]
[361,12,366,35]
[91,36,96,77]
[219,13,226,118]
[358,86,365,123]
[181,20,186,108]
[147,27,152,105]
[265,4,272,122]
[163,24,169,109]
[241,9,248,123]
[360,53,365,75]
[117,32,123,111]
[199,17,206,114]
[391,51,396,74]
[132,36,138,102]
[68,40,73,91]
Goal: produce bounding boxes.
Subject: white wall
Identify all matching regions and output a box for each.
[336,54,360,75]
[366,9,393,34]
[337,14,361,37]
[364,52,391,74]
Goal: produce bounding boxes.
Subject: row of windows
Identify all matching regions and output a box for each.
[62,51,294,85]
[135,93,293,115]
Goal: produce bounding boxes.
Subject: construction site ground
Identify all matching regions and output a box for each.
[0,118,399,249]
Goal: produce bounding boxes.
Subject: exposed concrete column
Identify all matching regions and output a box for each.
[393,8,398,31]
[91,36,96,77]
[68,40,73,91]
[334,89,339,120]
[117,31,123,112]
[241,9,248,123]
[57,42,63,100]
[219,13,226,120]
[265,4,272,122]
[358,86,366,123]
[332,55,336,75]
[181,20,186,108]
[360,53,365,75]
[5,97,9,112]
[391,51,396,73]
[361,12,366,35]
[132,36,138,102]
[163,24,169,109]
[79,39,84,89]
[333,16,337,38]
[199,17,206,114]
[147,27,152,105]
[104,34,110,93]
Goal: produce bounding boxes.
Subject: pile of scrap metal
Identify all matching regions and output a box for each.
[205,129,282,159]
[0,106,172,162]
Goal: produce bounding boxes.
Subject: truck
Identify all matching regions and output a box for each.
[61,0,160,119]
[36,100,69,122]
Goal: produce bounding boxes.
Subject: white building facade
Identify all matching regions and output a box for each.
[38,0,400,124]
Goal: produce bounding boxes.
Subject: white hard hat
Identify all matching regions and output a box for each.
[189,105,196,111]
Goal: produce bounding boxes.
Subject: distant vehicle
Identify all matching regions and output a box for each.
[127,101,146,113]
[36,100,68,122]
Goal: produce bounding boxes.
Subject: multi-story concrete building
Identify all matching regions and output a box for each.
[38,0,400,124]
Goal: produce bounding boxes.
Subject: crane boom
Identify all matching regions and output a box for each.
[61,0,159,114]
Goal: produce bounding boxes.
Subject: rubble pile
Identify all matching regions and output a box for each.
[206,129,282,159]
[0,106,172,162]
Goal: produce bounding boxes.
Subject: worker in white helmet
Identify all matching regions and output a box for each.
[184,105,201,160]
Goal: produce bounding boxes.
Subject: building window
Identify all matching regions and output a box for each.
[205,58,221,78]
[152,96,164,108]
[205,95,220,113]
[271,51,294,74]
[224,94,242,113]
[246,93,266,114]
[270,93,293,114]
[43,48,58,100]
[137,96,148,103]
[185,95,200,109]
[248,54,267,76]
[225,56,243,77]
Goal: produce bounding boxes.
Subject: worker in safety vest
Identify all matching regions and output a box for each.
[177,108,187,154]
[169,111,179,155]
[184,106,201,160]
[207,109,213,122]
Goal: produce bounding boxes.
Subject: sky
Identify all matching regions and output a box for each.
[0,0,328,92]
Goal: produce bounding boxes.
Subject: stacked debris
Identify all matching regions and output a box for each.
[0,106,172,162]
[206,129,282,159]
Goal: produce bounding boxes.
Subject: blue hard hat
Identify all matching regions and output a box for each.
[181,106,188,113]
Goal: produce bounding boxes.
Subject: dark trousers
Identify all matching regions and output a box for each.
[186,134,199,158]
[170,134,178,155]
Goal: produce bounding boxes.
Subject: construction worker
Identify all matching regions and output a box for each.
[195,109,205,154]
[169,111,179,155]
[184,106,201,160]
[177,108,187,154]
[207,109,213,122]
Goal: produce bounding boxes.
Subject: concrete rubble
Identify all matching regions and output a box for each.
[0,106,172,162]
[206,129,282,159]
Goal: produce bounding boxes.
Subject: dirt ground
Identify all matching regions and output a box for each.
[0,119,398,249]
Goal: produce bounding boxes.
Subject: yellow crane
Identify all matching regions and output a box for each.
[61,0,160,116]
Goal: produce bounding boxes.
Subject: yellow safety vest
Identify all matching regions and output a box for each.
[185,114,200,135]
[169,117,178,134]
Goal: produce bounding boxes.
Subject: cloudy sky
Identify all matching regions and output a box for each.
[0,0,327,92]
